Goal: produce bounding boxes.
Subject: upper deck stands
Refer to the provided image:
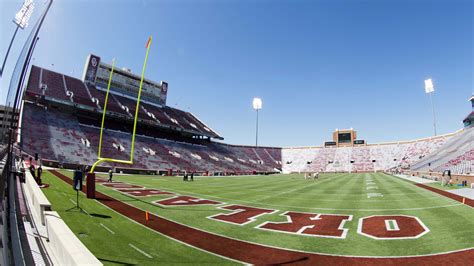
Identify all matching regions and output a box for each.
[24,65,222,139]
[40,68,70,102]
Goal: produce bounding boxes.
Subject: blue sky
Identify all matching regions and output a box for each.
[1,0,472,147]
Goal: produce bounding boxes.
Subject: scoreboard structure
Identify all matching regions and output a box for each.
[82,54,168,106]
[325,129,365,147]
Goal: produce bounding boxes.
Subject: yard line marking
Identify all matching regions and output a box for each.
[367,193,383,199]
[114,172,461,211]
[129,243,153,259]
[148,187,464,211]
[100,223,115,234]
[121,177,438,197]
[69,198,76,205]
[254,173,347,201]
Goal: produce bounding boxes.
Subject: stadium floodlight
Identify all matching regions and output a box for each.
[14,0,35,29]
[252,97,262,147]
[0,0,35,78]
[424,78,437,136]
[253,97,262,110]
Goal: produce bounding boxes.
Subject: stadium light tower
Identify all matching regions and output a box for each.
[0,0,35,78]
[252,97,262,147]
[424,78,437,136]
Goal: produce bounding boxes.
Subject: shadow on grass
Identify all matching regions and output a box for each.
[90,213,112,219]
[269,256,309,265]
[97,257,137,265]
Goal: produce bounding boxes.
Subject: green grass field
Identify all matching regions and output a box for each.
[42,170,474,264]
[40,171,236,266]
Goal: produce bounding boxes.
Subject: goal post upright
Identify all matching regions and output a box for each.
[87,36,153,198]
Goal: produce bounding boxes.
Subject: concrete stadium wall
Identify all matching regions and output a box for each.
[44,211,102,266]
[23,168,102,265]
[407,171,474,187]
[25,171,51,225]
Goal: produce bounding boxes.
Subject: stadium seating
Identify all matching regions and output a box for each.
[21,103,279,173]
[281,135,452,173]
[25,65,42,96]
[24,65,221,139]
[40,68,71,102]
[411,127,474,175]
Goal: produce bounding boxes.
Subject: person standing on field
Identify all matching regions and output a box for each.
[314,172,319,180]
[108,169,113,182]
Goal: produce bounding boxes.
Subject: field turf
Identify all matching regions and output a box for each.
[44,170,474,262]
[40,171,236,265]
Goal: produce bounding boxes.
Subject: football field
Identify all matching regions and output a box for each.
[43,170,474,265]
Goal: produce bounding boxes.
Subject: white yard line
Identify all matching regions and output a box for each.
[128,243,153,259]
[149,186,464,212]
[254,173,347,201]
[100,223,115,234]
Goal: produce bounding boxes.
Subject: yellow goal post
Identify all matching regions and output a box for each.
[90,36,152,173]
